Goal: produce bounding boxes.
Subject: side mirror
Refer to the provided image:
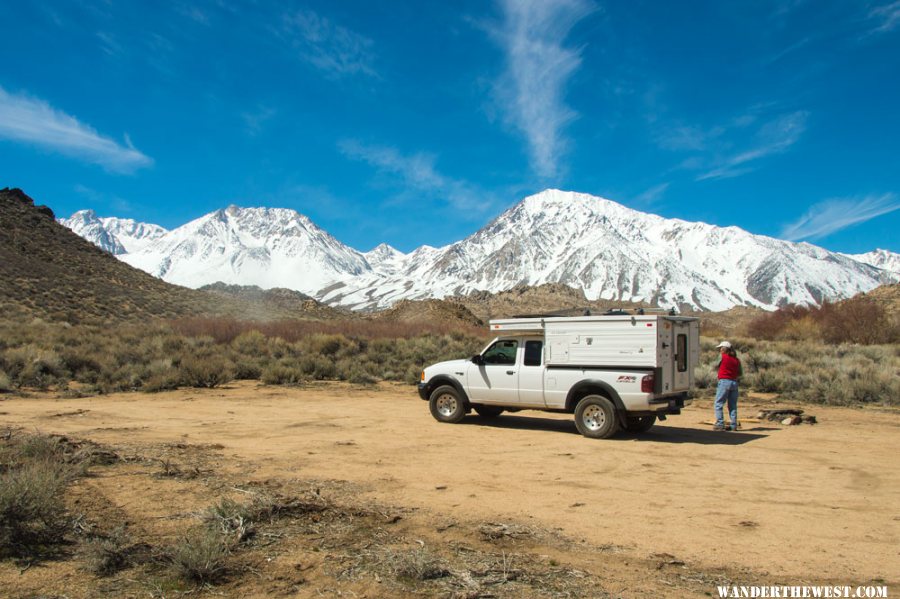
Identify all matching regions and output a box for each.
[471,355,484,365]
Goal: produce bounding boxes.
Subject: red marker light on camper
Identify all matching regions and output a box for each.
[647,323,653,327]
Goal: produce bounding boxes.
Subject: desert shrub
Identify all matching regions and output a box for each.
[0,461,72,554]
[743,350,791,372]
[178,355,232,388]
[169,526,231,583]
[298,354,337,379]
[231,359,263,380]
[3,345,66,389]
[0,433,81,557]
[0,370,11,392]
[744,369,784,393]
[231,331,269,356]
[779,316,821,341]
[306,334,354,357]
[693,365,716,390]
[347,367,378,385]
[203,498,254,544]
[84,526,132,576]
[142,372,181,393]
[404,364,424,385]
[261,363,305,385]
[58,350,103,379]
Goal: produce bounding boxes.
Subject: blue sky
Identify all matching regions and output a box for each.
[1,0,899,254]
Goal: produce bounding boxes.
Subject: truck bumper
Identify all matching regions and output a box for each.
[648,394,691,415]
[417,382,429,400]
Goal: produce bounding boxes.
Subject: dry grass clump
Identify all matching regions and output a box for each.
[391,546,450,582]
[169,525,232,583]
[83,526,135,576]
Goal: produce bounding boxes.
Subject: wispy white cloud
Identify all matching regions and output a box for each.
[281,9,377,78]
[868,1,900,35]
[631,182,669,208]
[696,111,808,181]
[241,106,277,136]
[780,193,900,241]
[655,125,724,152]
[0,86,152,173]
[489,0,595,179]
[338,139,493,214]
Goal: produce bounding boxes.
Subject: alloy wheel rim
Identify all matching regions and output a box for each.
[436,394,457,417]
[583,405,606,430]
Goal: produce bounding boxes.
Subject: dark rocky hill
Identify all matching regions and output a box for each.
[0,188,324,323]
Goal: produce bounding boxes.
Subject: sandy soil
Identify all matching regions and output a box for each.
[2,381,898,595]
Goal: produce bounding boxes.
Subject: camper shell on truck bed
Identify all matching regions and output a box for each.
[418,311,701,438]
[489,313,700,395]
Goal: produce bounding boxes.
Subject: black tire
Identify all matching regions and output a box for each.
[474,405,504,418]
[429,385,466,423]
[623,415,657,433]
[574,395,620,439]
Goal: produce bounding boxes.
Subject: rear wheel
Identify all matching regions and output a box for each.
[624,415,657,433]
[474,405,503,418]
[429,385,466,423]
[574,395,620,439]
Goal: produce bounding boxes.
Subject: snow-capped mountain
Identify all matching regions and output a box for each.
[844,249,900,275]
[317,190,895,311]
[59,210,167,255]
[62,190,898,312]
[362,243,408,276]
[118,206,370,291]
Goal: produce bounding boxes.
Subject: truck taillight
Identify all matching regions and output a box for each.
[641,373,654,393]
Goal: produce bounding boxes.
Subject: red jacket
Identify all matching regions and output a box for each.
[718,354,742,380]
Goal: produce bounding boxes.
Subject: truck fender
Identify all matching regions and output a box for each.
[565,380,628,427]
[426,376,470,407]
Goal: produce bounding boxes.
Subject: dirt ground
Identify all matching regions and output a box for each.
[1,381,898,597]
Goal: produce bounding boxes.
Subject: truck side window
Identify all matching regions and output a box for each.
[482,340,518,365]
[524,340,543,366]
[676,334,687,372]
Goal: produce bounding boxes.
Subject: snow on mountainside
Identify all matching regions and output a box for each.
[118,206,370,291]
[318,190,896,311]
[62,190,898,312]
[844,249,900,275]
[363,243,408,276]
[59,210,167,255]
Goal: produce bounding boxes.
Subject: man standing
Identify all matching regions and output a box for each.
[713,341,742,431]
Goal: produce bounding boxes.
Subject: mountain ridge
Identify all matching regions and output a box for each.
[60,189,900,313]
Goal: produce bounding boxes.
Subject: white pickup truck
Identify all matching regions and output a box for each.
[418,313,700,438]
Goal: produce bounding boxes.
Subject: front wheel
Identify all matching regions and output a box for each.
[624,415,656,433]
[429,385,466,423]
[574,395,620,439]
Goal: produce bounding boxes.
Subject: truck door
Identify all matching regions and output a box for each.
[467,339,520,404]
[518,339,545,406]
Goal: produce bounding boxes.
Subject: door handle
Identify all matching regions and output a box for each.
[506,370,515,375]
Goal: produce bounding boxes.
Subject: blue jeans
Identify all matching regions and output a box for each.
[715,379,739,429]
